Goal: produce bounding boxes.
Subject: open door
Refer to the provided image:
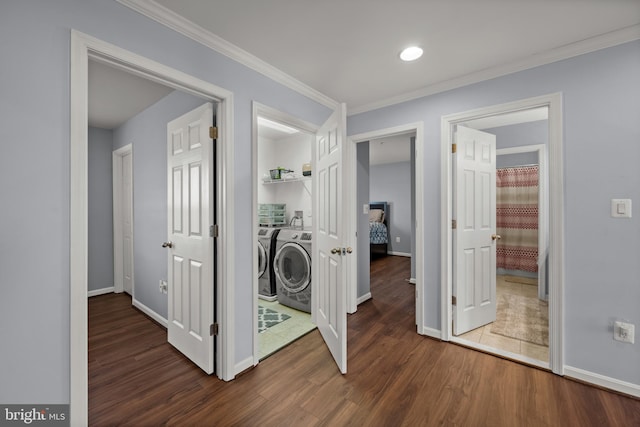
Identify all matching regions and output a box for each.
[314,104,348,373]
[166,103,215,374]
[453,126,497,335]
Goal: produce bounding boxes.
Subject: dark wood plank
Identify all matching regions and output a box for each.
[89,256,640,426]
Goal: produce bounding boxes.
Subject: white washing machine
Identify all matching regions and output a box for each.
[273,229,312,313]
[257,227,281,300]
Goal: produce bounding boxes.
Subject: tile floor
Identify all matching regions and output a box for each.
[258,299,316,360]
[457,275,549,363]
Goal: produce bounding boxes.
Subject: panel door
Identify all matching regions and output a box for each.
[454,126,497,335]
[166,103,215,374]
[314,104,348,374]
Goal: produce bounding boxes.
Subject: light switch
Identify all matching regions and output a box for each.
[611,199,632,218]
[363,204,369,214]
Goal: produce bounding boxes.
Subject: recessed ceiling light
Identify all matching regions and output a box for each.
[400,46,423,62]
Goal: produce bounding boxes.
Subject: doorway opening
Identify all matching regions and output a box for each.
[70,31,235,424]
[348,123,425,333]
[441,93,565,374]
[252,103,319,364]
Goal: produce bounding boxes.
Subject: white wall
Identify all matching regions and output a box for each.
[348,40,640,387]
[258,133,313,227]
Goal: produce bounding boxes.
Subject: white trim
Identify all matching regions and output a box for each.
[564,366,640,398]
[387,251,411,257]
[452,337,549,370]
[132,298,168,328]
[70,30,236,426]
[234,356,255,376]
[440,93,565,376]
[408,278,416,285]
[420,326,442,340]
[112,144,133,295]
[497,143,548,301]
[88,287,115,297]
[350,25,640,115]
[356,292,372,305]
[116,0,338,110]
[348,122,425,334]
[251,102,319,367]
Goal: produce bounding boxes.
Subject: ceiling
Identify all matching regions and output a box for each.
[93,1,640,128]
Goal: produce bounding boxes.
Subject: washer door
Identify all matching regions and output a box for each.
[257,241,267,278]
[274,243,311,293]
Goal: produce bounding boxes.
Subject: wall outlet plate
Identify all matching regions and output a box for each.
[614,321,635,343]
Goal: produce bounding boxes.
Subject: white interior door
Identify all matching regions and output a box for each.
[453,126,497,335]
[314,104,348,374]
[166,102,215,374]
[121,151,133,295]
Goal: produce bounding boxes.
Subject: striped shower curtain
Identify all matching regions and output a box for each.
[496,165,539,273]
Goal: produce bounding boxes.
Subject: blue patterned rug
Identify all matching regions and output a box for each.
[258,305,291,333]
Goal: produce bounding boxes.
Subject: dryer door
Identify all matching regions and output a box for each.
[274,243,311,293]
[257,241,268,278]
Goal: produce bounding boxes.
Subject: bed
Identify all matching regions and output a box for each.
[369,201,389,258]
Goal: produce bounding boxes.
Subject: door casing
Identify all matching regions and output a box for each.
[440,93,564,374]
[70,30,235,426]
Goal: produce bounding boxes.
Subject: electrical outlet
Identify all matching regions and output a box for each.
[159,280,168,294]
[395,237,400,243]
[614,321,635,344]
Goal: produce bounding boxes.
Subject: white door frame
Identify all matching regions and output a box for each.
[347,122,425,334]
[251,102,318,366]
[112,143,134,295]
[70,30,235,425]
[441,93,564,374]
[496,144,548,301]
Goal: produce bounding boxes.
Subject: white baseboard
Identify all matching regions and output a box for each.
[408,278,416,284]
[356,292,372,305]
[235,356,254,376]
[387,251,411,257]
[564,366,640,398]
[419,326,442,339]
[133,298,168,328]
[88,286,114,297]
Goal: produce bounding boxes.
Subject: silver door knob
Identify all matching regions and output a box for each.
[346,247,353,254]
[331,247,341,254]
[162,241,173,248]
[491,234,501,241]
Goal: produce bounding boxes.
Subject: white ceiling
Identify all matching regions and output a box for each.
[369,134,414,166]
[94,1,640,128]
[146,0,640,113]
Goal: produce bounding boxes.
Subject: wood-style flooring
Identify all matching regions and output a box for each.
[89,255,640,426]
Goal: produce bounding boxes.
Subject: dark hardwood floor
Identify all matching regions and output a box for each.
[89,256,640,426]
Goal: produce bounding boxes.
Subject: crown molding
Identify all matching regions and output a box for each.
[117,0,339,110]
[349,24,640,116]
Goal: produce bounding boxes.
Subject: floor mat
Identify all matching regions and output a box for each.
[258,305,291,333]
[490,293,548,346]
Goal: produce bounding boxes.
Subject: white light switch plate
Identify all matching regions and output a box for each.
[363,204,369,214]
[611,199,632,218]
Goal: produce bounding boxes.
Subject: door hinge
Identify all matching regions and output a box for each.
[452,219,457,229]
[210,323,219,336]
[452,143,457,153]
[452,296,457,306]
[210,224,219,238]
[209,126,218,140]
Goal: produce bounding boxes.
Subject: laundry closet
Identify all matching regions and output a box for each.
[256,117,316,360]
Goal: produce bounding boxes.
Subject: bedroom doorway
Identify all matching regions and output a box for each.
[441,93,565,374]
[348,122,425,333]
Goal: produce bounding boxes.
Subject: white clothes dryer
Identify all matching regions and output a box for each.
[273,229,312,313]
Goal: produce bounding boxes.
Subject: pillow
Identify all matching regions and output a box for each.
[369,208,385,223]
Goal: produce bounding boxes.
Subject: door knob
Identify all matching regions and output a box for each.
[162,241,173,248]
[491,234,501,241]
[331,247,341,254]
[346,247,353,254]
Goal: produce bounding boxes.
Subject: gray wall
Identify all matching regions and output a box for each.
[112,90,206,318]
[88,127,114,292]
[348,40,640,386]
[356,143,370,299]
[0,0,330,403]
[410,137,416,279]
[370,162,412,254]
[489,120,548,168]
